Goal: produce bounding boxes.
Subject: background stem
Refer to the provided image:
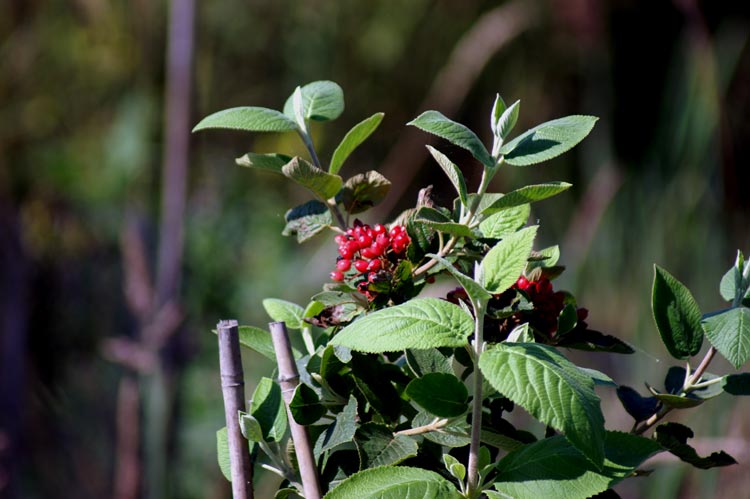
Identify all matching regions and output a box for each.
[466,303,486,495]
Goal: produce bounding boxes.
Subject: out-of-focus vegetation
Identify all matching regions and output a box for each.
[1,1,749,498]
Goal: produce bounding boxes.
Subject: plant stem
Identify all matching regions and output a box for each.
[466,302,486,496]
[301,326,317,357]
[394,417,449,436]
[269,322,322,499]
[217,320,254,499]
[633,346,718,436]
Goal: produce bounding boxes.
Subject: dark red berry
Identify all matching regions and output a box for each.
[330,270,344,282]
[426,276,436,284]
[336,259,351,271]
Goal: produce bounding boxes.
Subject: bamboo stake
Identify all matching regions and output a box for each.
[217,320,254,499]
[269,322,322,499]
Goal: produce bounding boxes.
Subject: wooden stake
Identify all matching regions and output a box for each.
[217,320,253,499]
[269,322,322,499]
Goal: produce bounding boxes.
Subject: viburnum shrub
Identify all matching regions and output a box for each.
[194,81,750,499]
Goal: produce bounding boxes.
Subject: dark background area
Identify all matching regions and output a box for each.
[1,0,750,497]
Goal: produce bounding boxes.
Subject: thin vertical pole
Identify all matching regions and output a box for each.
[269,322,321,499]
[217,320,254,499]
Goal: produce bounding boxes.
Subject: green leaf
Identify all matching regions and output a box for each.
[235,152,293,172]
[703,306,750,369]
[655,422,737,469]
[323,466,461,499]
[443,454,466,483]
[428,253,492,306]
[479,343,605,467]
[652,265,704,359]
[237,326,277,361]
[405,372,469,417]
[405,348,454,377]
[314,395,357,457]
[408,110,494,167]
[355,423,418,468]
[496,100,520,140]
[506,323,534,343]
[557,304,578,335]
[426,146,468,207]
[527,245,560,272]
[238,412,264,442]
[193,106,299,133]
[490,94,506,136]
[719,266,736,302]
[290,384,327,425]
[283,80,345,122]
[263,298,305,330]
[329,298,473,353]
[330,112,384,174]
[491,432,663,499]
[500,115,598,166]
[478,204,530,239]
[250,377,287,442]
[415,207,474,238]
[340,170,391,214]
[216,427,231,482]
[616,386,659,422]
[282,200,333,243]
[481,182,572,215]
[480,226,538,293]
[282,157,343,200]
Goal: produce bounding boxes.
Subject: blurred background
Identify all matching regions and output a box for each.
[1,0,749,497]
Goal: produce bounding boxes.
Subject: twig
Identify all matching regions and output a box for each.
[217,320,254,499]
[394,417,449,436]
[269,322,322,499]
[466,302,487,495]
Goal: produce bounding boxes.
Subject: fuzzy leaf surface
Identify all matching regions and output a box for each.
[408,110,494,167]
[479,342,605,467]
[478,204,530,239]
[314,396,357,457]
[282,200,332,242]
[416,207,474,237]
[480,226,538,293]
[481,182,572,215]
[500,115,597,166]
[283,80,345,122]
[491,432,662,499]
[330,298,473,352]
[216,427,231,481]
[330,112,384,174]
[355,423,418,468]
[282,157,343,200]
[250,377,287,442]
[703,306,750,368]
[323,466,461,499]
[652,265,704,359]
[235,152,293,172]
[340,170,391,214]
[428,253,492,306]
[193,107,299,133]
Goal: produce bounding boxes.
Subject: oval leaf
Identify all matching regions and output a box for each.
[408,110,494,167]
[478,204,530,239]
[282,157,343,200]
[236,152,293,172]
[491,432,663,499]
[323,466,461,499]
[250,378,287,442]
[500,115,598,166]
[426,146,468,207]
[652,265,704,359]
[428,253,492,306]
[330,113,384,174]
[290,383,327,425]
[283,80,345,122]
[193,107,298,133]
[405,372,469,417]
[481,182,572,215]
[329,298,473,353]
[479,343,606,468]
[480,226,538,293]
[340,170,391,214]
[282,200,332,243]
[263,298,305,329]
[216,427,231,482]
[355,423,418,468]
[703,306,750,369]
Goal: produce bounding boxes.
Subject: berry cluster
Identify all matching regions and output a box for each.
[513,276,582,334]
[329,221,411,299]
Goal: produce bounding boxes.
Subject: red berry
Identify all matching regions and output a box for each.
[516,276,529,289]
[330,270,344,282]
[336,259,351,271]
[389,225,403,238]
[426,276,436,284]
[346,227,356,237]
[373,223,386,235]
[338,245,354,259]
[375,233,389,248]
[334,234,348,245]
[358,234,373,248]
[367,259,382,272]
[361,247,376,259]
[354,259,369,273]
